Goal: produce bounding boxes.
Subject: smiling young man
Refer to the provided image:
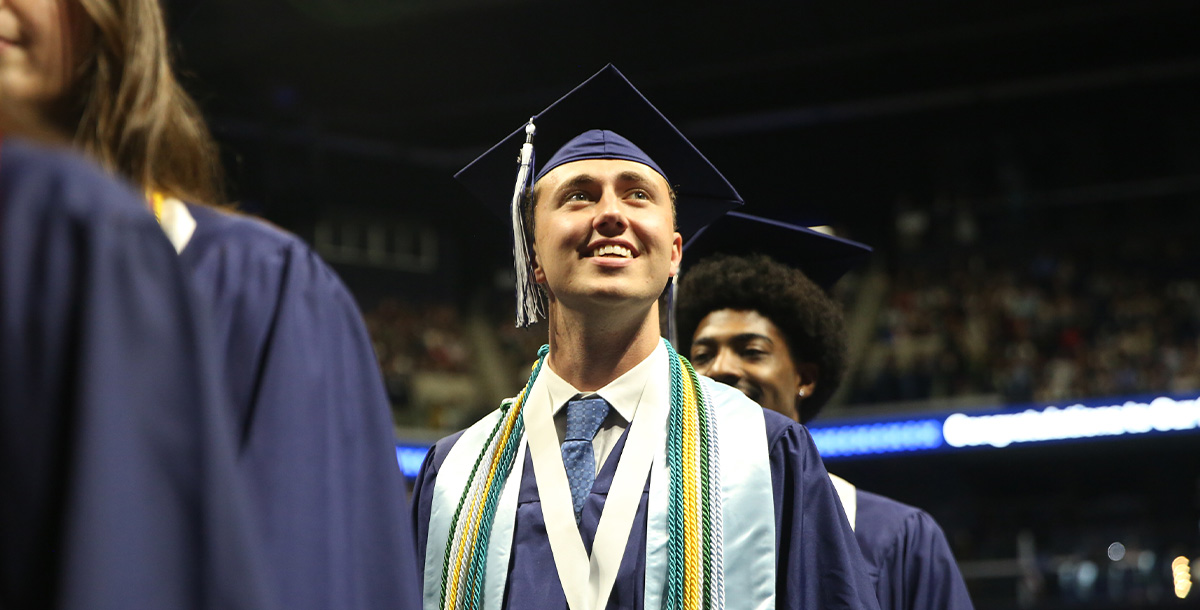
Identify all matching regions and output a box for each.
[677,213,975,610]
[528,156,679,388]
[410,66,878,610]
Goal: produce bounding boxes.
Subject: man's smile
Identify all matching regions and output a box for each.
[583,239,639,260]
[591,244,633,258]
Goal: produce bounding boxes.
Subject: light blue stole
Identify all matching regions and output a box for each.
[423,362,775,610]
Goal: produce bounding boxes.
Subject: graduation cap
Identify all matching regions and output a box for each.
[681,211,872,290]
[455,64,743,327]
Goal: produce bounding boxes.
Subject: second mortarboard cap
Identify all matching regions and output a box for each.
[681,211,873,290]
[456,64,744,327]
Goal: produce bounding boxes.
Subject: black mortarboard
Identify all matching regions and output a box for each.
[455,64,743,326]
[681,211,872,290]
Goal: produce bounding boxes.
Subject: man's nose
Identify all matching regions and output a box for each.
[592,191,628,236]
[703,349,742,387]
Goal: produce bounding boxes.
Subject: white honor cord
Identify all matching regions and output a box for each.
[525,345,668,610]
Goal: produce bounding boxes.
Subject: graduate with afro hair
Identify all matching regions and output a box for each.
[676,213,975,610]
[678,252,847,423]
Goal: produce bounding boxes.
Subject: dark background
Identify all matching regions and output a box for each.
[171,0,1200,296]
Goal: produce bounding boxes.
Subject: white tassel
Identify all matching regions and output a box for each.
[511,120,545,327]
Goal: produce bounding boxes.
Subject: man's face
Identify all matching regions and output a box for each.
[530,158,681,312]
[689,308,805,420]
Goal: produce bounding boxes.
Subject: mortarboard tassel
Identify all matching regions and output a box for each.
[511,120,545,327]
[665,274,678,348]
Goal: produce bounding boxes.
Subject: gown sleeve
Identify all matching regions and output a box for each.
[766,410,882,610]
[855,490,975,610]
[0,138,273,610]
[180,207,421,610]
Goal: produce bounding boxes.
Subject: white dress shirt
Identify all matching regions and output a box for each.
[538,341,665,475]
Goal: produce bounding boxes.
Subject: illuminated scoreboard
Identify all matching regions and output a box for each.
[809,393,1200,460]
[395,444,431,478]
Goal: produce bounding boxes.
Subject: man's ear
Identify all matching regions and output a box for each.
[531,246,547,284]
[525,192,547,284]
[795,362,819,398]
[668,232,683,277]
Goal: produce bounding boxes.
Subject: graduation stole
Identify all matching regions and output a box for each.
[434,341,725,610]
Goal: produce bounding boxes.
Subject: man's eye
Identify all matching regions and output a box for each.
[565,191,590,202]
[690,351,711,364]
[741,348,767,359]
[627,190,650,200]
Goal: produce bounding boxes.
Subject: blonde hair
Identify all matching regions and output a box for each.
[66,0,224,205]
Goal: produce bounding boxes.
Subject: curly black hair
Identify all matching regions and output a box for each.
[677,253,847,423]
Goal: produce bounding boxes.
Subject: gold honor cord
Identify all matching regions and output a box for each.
[148,191,166,222]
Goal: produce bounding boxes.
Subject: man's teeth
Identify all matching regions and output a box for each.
[594,244,633,258]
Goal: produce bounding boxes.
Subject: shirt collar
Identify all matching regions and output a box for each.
[157,196,196,254]
[541,339,667,424]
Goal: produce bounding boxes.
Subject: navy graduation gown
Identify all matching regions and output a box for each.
[852,490,974,610]
[0,138,272,609]
[413,405,879,610]
[178,204,420,610]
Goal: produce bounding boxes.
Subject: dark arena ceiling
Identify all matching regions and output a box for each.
[170,0,1200,235]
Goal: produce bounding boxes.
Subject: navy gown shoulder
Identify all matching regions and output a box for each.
[854,490,974,610]
[0,138,273,610]
[751,402,880,610]
[178,202,421,610]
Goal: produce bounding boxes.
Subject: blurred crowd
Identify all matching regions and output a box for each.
[494,319,551,388]
[851,267,1200,405]
[362,299,475,426]
[363,204,1200,421]
[849,229,1200,407]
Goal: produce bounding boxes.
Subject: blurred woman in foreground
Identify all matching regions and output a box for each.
[0,2,419,608]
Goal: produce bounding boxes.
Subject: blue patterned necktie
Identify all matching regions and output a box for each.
[561,396,611,523]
